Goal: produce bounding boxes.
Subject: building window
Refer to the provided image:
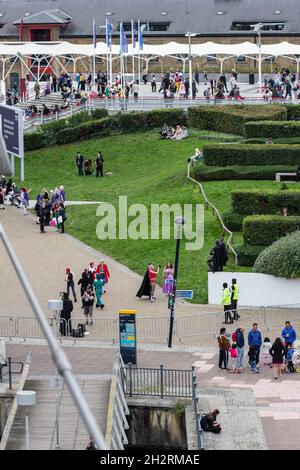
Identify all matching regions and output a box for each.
[236,55,246,63]
[149,57,159,63]
[264,56,274,62]
[95,57,103,64]
[206,54,217,62]
[231,22,285,31]
[121,22,170,32]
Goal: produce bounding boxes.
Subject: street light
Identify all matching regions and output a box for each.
[48,299,63,450]
[16,390,36,450]
[168,216,185,348]
[253,23,263,91]
[185,33,198,100]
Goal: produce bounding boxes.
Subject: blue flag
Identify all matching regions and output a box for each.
[132,20,137,49]
[138,21,143,50]
[106,19,113,48]
[93,17,97,49]
[120,23,128,54]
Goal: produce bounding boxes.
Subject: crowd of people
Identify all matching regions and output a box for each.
[59,261,110,335]
[217,321,299,380]
[33,185,67,233]
[159,70,198,100]
[263,67,300,100]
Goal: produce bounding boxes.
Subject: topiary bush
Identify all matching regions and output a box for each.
[203,143,300,167]
[188,105,287,136]
[24,131,49,150]
[223,211,244,231]
[245,120,300,139]
[192,163,296,181]
[235,244,265,266]
[232,189,300,216]
[243,215,300,246]
[55,126,81,145]
[253,231,300,278]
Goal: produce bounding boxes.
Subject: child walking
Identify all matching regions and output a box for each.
[228,343,240,373]
[286,344,296,373]
[262,337,272,367]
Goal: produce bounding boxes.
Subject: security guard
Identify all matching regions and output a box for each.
[231,278,240,321]
[221,282,233,324]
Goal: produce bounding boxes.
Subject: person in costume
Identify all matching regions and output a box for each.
[163,262,174,295]
[93,273,105,309]
[65,267,77,303]
[136,264,151,300]
[96,260,110,292]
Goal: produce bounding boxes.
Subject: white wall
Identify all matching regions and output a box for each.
[208,272,300,307]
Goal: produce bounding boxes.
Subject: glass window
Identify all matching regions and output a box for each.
[231,22,285,31]
[206,54,217,62]
[236,55,246,62]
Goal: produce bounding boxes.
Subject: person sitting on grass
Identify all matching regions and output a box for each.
[84,159,93,176]
[160,123,170,139]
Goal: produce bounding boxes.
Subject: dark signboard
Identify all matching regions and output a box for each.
[0,104,23,157]
[119,310,137,365]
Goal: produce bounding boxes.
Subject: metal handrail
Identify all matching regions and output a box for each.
[187,155,238,264]
[192,366,204,450]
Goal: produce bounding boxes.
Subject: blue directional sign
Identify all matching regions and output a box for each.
[176,290,193,300]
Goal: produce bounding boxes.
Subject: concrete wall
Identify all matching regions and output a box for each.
[208,272,300,307]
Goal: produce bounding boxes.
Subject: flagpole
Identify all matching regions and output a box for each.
[106,19,109,83]
[138,19,141,86]
[131,19,135,82]
[93,17,96,91]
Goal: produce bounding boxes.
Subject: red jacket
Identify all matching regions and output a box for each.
[96,263,110,284]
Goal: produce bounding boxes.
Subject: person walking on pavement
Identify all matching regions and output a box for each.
[93,273,105,309]
[248,323,262,370]
[217,327,230,370]
[65,267,77,303]
[95,151,104,177]
[281,321,297,349]
[76,152,84,176]
[78,269,90,308]
[231,278,240,320]
[221,283,233,324]
[59,292,73,336]
[235,326,245,370]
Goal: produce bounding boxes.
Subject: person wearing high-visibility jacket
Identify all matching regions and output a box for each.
[231,278,240,321]
[221,283,233,324]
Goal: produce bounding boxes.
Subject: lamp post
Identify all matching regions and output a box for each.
[168,216,185,348]
[185,33,197,100]
[254,23,263,91]
[48,299,63,450]
[16,391,36,450]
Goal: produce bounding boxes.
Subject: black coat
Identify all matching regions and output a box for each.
[60,298,73,336]
[136,269,151,298]
[270,343,286,363]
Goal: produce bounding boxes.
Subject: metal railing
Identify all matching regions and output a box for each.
[192,366,204,450]
[187,155,238,263]
[122,363,193,398]
[23,102,88,130]
[105,354,130,450]
[0,356,24,389]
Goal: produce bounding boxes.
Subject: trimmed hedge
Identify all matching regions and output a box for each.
[235,244,265,267]
[243,137,300,144]
[245,120,300,139]
[232,189,300,216]
[285,104,300,121]
[203,143,300,167]
[243,215,300,246]
[253,231,300,278]
[24,132,48,151]
[55,118,110,144]
[223,211,244,231]
[192,163,297,181]
[188,105,287,136]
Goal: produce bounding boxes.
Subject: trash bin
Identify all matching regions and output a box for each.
[249,73,255,85]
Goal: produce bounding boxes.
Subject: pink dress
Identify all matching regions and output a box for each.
[163,267,174,294]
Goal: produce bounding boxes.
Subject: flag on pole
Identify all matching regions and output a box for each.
[138,19,143,50]
[131,20,137,49]
[120,22,128,54]
[93,17,97,49]
[106,19,113,48]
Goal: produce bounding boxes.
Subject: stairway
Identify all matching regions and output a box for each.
[5,376,111,450]
[16,92,81,114]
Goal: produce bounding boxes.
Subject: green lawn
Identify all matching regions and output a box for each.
[15,129,247,303]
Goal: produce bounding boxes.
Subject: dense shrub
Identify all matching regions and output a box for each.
[243,215,300,246]
[55,118,110,144]
[253,231,300,278]
[232,190,300,215]
[146,109,187,128]
[223,211,244,231]
[235,244,265,267]
[203,143,300,167]
[243,137,300,144]
[118,112,149,133]
[285,104,300,121]
[55,126,81,145]
[188,105,287,136]
[192,163,296,181]
[90,108,109,120]
[24,131,48,151]
[245,120,300,139]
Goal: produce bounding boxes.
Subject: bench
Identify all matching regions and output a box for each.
[275,172,297,182]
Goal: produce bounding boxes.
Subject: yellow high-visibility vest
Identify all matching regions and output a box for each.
[232,283,239,301]
[221,287,231,306]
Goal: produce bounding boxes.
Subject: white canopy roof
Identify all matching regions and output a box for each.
[0,41,299,59]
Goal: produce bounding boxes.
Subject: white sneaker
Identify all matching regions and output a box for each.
[150,297,155,302]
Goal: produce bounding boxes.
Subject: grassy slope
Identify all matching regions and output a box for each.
[15,130,245,303]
